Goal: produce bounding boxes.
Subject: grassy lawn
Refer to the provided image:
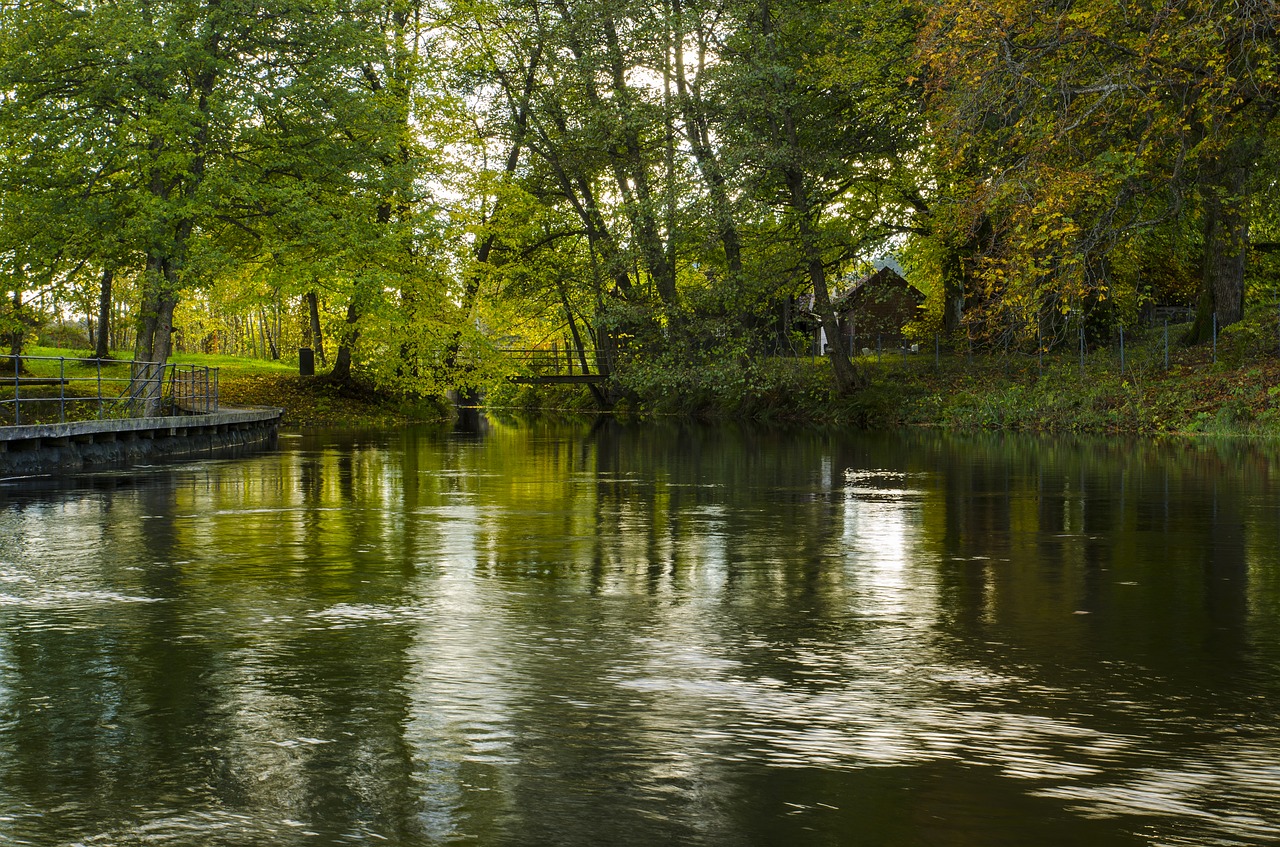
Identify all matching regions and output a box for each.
[7,347,447,428]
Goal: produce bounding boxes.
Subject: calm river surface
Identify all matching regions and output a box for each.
[2,419,1280,846]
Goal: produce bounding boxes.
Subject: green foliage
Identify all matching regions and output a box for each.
[916,0,1279,342]
[1,0,1273,410]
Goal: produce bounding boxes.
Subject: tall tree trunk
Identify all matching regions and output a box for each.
[259,308,279,360]
[306,290,326,366]
[133,254,178,415]
[795,203,860,394]
[672,0,743,278]
[761,0,859,395]
[330,301,359,382]
[444,38,543,374]
[552,0,674,312]
[1186,147,1252,345]
[538,134,636,300]
[602,16,677,313]
[8,289,22,359]
[95,266,114,359]
[557,278,607,407]
[941,245,966,335]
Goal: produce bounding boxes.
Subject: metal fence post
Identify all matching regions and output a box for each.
[1079,320,1085,375]
[97,356,104,419]
[13,353,20,426]
[1037,322,1042,374]
[59,357,66,422]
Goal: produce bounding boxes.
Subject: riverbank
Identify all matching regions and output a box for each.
[28,317,1280,436]
[216,372,449,428]
[495,315,1280,436]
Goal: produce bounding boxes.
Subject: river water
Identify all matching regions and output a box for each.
[1,418,1279,846]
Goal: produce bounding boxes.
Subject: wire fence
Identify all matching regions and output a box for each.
[1,355,219,427]
[797,309,1249,378]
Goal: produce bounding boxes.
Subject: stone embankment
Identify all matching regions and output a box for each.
[0,407,283,476]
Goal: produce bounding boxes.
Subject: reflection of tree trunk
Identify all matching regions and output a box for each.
[1187,145,1252,345]
[95,266,114,359]
[1202,479,1249,671]
[306,290,326,366]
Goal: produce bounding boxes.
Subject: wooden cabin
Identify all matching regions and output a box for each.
[812,267,924,353]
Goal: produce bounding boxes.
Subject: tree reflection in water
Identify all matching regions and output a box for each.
[0,423,1277,845]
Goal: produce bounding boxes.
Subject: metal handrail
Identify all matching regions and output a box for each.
[1,354,219,426]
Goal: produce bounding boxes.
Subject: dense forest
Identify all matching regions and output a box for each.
[1,0,1276,400]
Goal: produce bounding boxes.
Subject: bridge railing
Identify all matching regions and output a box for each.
[503,345,606,377]
[1,355,219,427]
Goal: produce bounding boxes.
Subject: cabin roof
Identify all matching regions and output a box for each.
[832,267,924,309]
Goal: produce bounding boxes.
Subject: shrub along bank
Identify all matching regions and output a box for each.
[489,314,1280,436]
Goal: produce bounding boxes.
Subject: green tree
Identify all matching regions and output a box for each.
[919,0,1279,344]
[716,0,923,393]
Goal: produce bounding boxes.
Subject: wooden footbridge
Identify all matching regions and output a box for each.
[504,347,608,385]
